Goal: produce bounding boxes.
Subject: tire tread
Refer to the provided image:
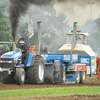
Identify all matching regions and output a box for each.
[27,56,45,84]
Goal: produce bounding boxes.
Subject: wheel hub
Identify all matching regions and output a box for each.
[21,72,25,82]
[39,62,44,81]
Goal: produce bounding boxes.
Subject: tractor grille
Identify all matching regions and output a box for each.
[0,59,15,68]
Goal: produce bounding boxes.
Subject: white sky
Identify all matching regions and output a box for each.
[54,1,100,26]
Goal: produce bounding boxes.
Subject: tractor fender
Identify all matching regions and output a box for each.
[26,54,37,67]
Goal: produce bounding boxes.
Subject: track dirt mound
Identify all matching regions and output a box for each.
[0,75,100,90]
[10,95,100,100]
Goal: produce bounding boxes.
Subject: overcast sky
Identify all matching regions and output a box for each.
[18,0,100,27]
[54,0,100,26]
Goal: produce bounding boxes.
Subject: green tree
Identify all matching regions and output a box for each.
[0,0,8,19]
[0,18,11,41]
[0,0,11,41]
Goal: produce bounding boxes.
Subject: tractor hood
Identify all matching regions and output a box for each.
[1,49,22,59]
[58,44,95,57]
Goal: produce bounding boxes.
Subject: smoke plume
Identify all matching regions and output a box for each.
[8,0,55,42]
[56,0,100,8]
[8,0,100,42]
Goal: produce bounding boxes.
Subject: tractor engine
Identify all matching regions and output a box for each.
[0,48,22,83]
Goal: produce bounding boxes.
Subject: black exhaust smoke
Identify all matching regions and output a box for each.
[8,0,55,42]
[8,0,100,42]
[8,0,66,42]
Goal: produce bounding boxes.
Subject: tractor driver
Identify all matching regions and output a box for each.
[20,41,27,63]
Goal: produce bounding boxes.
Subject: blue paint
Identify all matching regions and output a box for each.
[77,72,79,78]
[1,51,21,59]
[63,66,66,71]
[26,54,34,67]
[66,74,75,81]
[1,51,22,66]
[40,53,78,64]
[17,57,21,66]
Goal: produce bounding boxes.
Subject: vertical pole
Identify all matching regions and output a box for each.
[88,2,94,21]
[69,35,71,44]
[71,22,78,53]
[84,35,87,45]
[13,42,15,51]
[37,21,41,53]
[28,13,31,43]
[91,2,94,21]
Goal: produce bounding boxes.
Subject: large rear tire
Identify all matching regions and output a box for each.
[80,71,86,83]
[27,56,45,84]
[75,71,80,84]
[15,68,25,85]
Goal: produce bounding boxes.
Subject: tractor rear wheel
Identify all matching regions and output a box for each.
[27,56,45,84]
[80,71,86,83]
[15,68,25,85]
[75,71,80,84]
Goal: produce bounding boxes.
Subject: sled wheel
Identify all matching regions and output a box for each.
[75,71,80,84]
[80,71,86,83]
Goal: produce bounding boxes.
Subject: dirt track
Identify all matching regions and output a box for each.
[9,95,100,100]
[0,75,100,100]
[0,75,100,90]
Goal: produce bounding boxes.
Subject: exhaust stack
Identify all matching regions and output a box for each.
[37,21,41,52]
[13,42,15,51]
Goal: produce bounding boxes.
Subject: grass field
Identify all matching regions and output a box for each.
[87,75,97,78]
[0,86,100,99]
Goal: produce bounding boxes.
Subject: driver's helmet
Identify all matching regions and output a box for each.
[20,41,25,46]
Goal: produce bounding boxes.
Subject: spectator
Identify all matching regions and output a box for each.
[96,57,100,80]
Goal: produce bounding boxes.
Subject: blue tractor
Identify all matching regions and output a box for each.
[0,22,93,85]
[0,37,88,85]
[0,38,45,85]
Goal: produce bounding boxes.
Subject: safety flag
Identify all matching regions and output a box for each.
[71,22,77,53]
[28,14,34,38]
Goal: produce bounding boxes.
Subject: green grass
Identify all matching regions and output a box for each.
[87,75,97,78]
[0,86,100,99]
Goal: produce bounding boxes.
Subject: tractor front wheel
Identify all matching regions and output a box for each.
[15,68,25,85]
